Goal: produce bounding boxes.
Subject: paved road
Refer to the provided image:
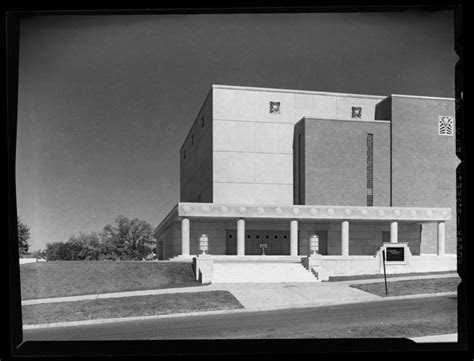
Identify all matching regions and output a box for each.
[23,296,456,340]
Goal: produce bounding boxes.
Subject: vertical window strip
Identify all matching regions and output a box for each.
[367,133,374,206]
[298,133,302,205]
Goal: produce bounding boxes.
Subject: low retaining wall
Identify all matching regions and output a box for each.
[193,256,213,284]
[193,253,457,283]
[305,255,380,277]
[304,253,457,277]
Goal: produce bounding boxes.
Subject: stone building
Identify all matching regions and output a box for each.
[154,84,457,279]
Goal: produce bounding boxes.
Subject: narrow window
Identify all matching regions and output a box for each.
[367,133,374,206]
[298,133,302,205]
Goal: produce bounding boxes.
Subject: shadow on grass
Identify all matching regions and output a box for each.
[20,261,202,300]
[22,290,243,325]
[350,277,460,297]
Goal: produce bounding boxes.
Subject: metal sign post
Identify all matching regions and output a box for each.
[382,250,388,296]
[259,243,267,256]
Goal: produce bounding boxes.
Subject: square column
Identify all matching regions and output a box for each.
[390,221,398,243]
[237,219,245,256]
[181,218,190,256]
[290,220,298,256]
[437,221,445,256]
[341,221,349,256]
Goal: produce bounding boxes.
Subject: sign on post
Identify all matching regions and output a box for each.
[386,247,404,262]
[259,243,267,256]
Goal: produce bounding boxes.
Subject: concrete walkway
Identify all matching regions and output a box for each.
[410,333,458,343]
[22,272,458,309]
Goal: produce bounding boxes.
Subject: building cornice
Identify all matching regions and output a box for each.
[390,94,455,101]
[175,202,451,222]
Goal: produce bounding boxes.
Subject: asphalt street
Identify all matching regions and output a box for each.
[23,295,457,340]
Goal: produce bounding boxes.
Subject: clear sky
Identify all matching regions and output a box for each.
[16,11,456,251]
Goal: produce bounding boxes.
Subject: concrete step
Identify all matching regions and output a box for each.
[211,262,318,283]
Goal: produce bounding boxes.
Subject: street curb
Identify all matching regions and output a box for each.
[23,291,456,330]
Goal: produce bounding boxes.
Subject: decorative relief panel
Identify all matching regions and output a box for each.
[351,106,362,119]
[269,101,281,114]
[438,116,454,136]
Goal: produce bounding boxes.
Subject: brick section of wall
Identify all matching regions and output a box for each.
[390,96,456,254]
[302,118,390,207]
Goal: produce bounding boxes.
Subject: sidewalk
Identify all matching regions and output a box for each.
[22,272,458,307]
[410,333,458,343]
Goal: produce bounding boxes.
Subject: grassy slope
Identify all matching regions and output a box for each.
[350,277,460,297]
[20,261,201,300]
[22,291,243,325]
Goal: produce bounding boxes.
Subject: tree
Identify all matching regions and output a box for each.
[67,232,103,260]
[43,216,156,261]
[100,216,156,261]
[17,217,31,255]
[44,242,67,261]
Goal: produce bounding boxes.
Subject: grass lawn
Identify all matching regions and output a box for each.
[350,277,460,297]
[22,291,243,325]
[20,261,202,300]
[328,270,457,282]
[263,319,457,339]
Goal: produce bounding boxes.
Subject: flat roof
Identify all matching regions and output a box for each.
[212,85,455,102]
[301,116,390,124]
[212,84,386,100]
[390,94,455,101]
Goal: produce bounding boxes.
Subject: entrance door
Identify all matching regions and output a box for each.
[226,231,237,255]
[225,230,291,255]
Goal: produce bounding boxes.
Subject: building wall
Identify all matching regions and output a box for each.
[212,85,385,205]
[389,96,457,254]
[180,90,213,202]
[300,118,391,207]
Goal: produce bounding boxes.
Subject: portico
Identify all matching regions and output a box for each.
[170,202,450,258]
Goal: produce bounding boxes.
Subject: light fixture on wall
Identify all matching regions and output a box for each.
[310,234,319,255]
[199,234,209,255]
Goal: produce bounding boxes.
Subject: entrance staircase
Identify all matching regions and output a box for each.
[211,260,319,283]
